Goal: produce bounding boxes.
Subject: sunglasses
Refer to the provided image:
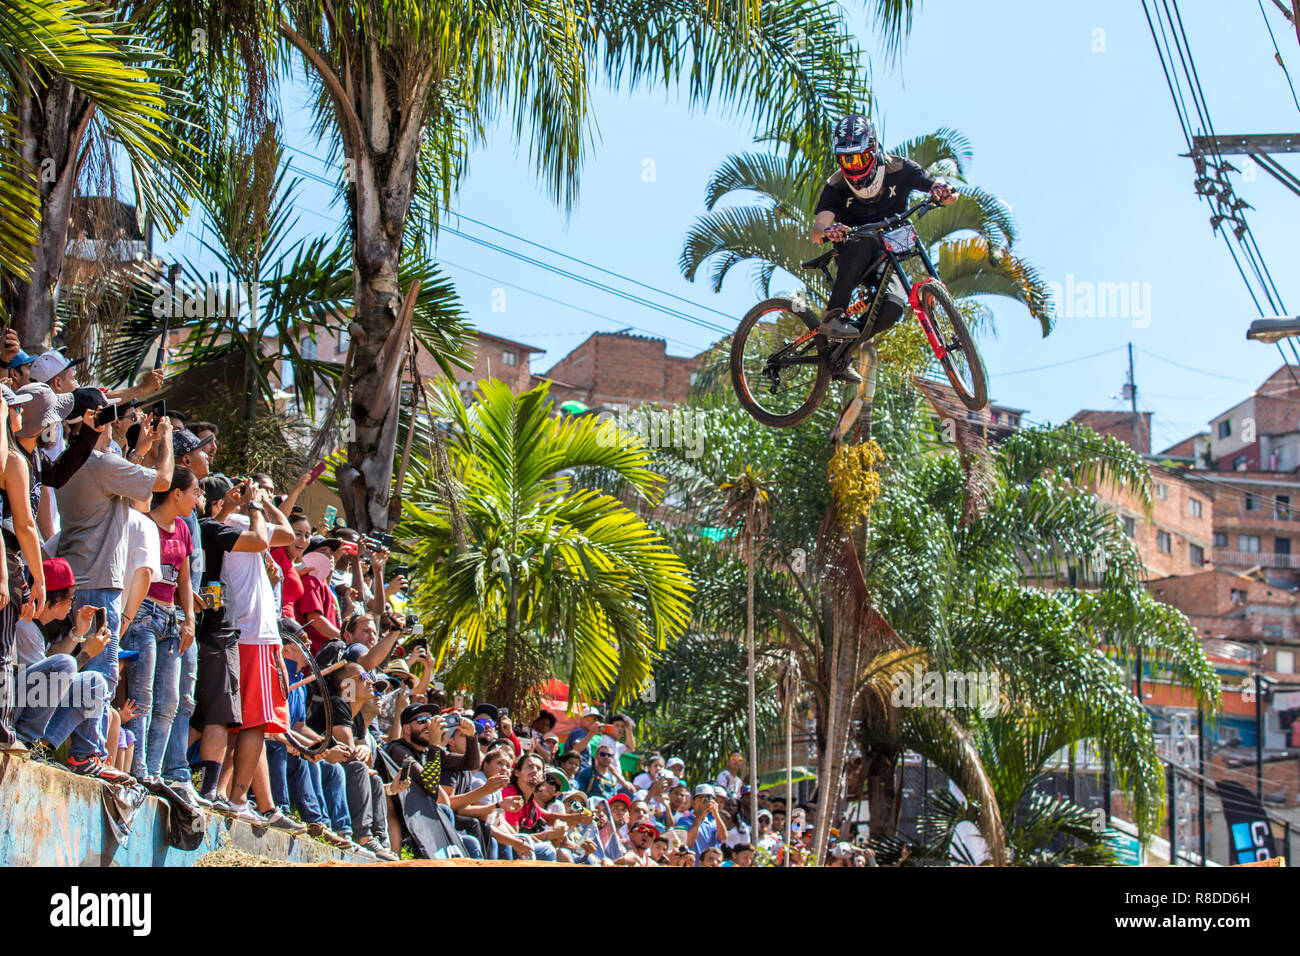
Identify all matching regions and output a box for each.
[597,751,614,758]
[412,714,435,724]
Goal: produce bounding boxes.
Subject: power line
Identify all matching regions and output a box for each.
[996,346,1126,377]
[1257,0,1300,111]
[1133,347,1258,383]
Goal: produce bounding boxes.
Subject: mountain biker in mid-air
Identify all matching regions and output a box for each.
[811,113,957,383]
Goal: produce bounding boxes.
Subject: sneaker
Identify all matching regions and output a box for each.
[347,842,377,861]
[229,801,268,826]
[320,828,353,848]
[306,822,328,837]
[66,754,134,785]
[168,780,212,809]
[833,365,863,385]
[209,794,240,816]
[361,836,398,861]
[263,809,308,834]
[818,309,861,341]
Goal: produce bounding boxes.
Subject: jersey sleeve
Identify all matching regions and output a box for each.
[905,158,937,194]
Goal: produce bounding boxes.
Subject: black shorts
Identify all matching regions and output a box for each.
[192,634,242,728]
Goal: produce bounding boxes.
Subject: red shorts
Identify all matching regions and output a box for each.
[234,644,290,733]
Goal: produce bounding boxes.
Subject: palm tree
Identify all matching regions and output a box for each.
[398,378,695,714]
[272,0,902,531]
[0,0,192,336]
[680,127,1053,339]
[720,465,773,834]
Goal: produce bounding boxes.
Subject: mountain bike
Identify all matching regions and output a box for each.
[729,199,988,428]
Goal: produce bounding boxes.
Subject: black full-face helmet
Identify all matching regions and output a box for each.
[832,113,884,187]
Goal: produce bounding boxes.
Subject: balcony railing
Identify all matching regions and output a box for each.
[1213,549,1300,569]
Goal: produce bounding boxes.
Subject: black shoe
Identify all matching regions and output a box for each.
[818,309,861,341]
[833,366,863,385]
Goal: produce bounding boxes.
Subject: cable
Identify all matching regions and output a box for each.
[995,347,1126,377]
[1257,0,1300,111]
[1133,348,1258,383]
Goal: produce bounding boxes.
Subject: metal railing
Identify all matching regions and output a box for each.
[1213,549,1300,569]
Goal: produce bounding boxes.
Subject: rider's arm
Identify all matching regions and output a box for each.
[810,209,838,243]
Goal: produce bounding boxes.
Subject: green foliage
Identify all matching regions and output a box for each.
[398,378,695,713]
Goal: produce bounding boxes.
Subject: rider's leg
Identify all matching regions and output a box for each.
[820,237,881,340]
[866,271,909,338]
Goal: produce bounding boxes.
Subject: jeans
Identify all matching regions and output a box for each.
[161,638,197,782]
[69,588,121,760]
[521,836,557,862]
[267,740,327,824]
[14,655,108,748]
[121,599,183,779]
[316,761,352,835]
[344,759,390,845]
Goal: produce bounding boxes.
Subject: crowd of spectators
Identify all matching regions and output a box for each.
[0,331,880,866]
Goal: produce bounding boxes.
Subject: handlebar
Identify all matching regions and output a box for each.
[846,199,938,239]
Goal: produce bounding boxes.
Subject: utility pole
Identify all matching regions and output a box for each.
[1128,342,1145,703]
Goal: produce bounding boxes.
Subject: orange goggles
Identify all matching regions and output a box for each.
[837,151,877,176]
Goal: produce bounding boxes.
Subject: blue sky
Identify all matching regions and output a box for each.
[157,0,1300,452]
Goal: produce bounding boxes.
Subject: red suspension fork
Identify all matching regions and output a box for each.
[909,278,948,361]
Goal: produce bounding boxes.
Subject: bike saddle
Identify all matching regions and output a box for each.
[800,249,835,270]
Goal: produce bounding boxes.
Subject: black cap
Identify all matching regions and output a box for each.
[401,703,441,725]
[472,702,500,724]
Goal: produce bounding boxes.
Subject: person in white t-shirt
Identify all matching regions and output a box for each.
[715,751,746,799]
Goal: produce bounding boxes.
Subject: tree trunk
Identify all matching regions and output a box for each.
[6,76,93,349]
[745,518,760,842]
[784,655,794,865]
[865,744,900,838]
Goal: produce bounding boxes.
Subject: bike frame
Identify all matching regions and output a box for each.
[766,200,951,376]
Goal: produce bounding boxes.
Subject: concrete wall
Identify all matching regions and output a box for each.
[0,755,366,867]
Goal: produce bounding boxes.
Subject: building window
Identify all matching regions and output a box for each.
[1188,497,1202,517]
[1122,515,1136,538]
[991,411,1001,424]
[1214,531,1228,548]
[1277,537,1291,557]
[502,351,517,366]
[1278,650,1296,674]
[1230,588,1246,603]
[1245,492,1260,511]
[1278,495,1291,520]
[338,328,351,354]
[1240,534,1262,553]
[1264,624,1284,639]
[1157,530,1172,554]
[1189,543,1204,565]
[1007,415,1020,428]
[1155,482,1168,500]
[1218,419,1232,439]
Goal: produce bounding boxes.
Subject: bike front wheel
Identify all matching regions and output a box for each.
[730,297,831,429]
[917,282,988,411]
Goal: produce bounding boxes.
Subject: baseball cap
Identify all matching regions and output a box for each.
[544,769,570,791]
[831,842,854,859]
[277,617,307,642]
[342,643,369,663]
[630,820,658,836]
[400,703,440,725]
[43,557,74,592]
[757,809,772,821]
[670,780,690,792]
[7,350,35,370]
[562,790,588,806]
[693,784,715,797]
[29,349,83,384]
[16,383,74,438]
[665,757,685,772]
[473,702,500,724]
[305,535,343,555]
[66,385,116,422]
[582,706,604,719]
[608,793,632,808]
[174,427,213,459]
[201,474,234,506]
[0,384,32,407]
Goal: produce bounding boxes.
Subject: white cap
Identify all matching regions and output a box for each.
[29,349,82,384]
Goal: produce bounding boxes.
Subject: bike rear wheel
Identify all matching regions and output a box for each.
[730,297,831,429]
[918,282,988,411]
[283,631,332,757]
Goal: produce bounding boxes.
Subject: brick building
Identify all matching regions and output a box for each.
[1207,366,1300,472]
[1069,409,1153,456]
[1066,409,1213,578]
[537,331,699,409]
[1182,471,1300,584]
